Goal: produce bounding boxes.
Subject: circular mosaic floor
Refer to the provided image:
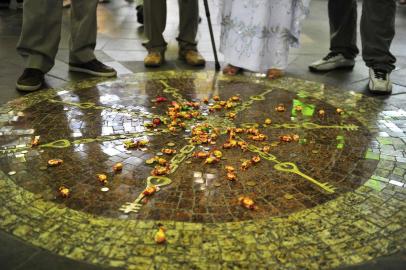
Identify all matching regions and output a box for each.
[0,71,405,269]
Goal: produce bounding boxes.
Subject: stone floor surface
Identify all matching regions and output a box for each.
[0,0,405,269]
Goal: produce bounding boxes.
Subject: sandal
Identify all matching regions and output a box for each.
[223,64,242,76]
[267,69,284,80]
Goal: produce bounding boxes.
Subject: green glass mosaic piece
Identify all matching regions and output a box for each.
[365,150,380,160]
[377,137,393,145]
[370,175,389,183]
[291,99,315,117]
[364,179,386,191]
[380,154,396,161]
[336,135,345,149]
[393,167,405,176]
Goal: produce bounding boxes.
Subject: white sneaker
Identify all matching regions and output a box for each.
[368,68,392,94]
[309,52,355,72]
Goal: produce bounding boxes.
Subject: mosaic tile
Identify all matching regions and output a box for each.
[0,71,405,268]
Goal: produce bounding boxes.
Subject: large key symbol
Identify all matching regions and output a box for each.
[274,162,336,194]
[119,176,172,214]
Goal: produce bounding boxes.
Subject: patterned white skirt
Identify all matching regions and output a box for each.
[219,0,311,72]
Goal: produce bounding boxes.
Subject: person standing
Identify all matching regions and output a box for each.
[219,0,311,80]
[308,0,397,94]
[16,0,117,92]
[143,0,205,67]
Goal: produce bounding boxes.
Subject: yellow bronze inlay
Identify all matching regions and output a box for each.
[274,162,336,193]
[119,143,195,213]
[240,137,336,194]
[119,176,173,214]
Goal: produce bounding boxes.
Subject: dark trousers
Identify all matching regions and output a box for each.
[143,0,199,52]
[17,0,98,73]
[329,0,396,72]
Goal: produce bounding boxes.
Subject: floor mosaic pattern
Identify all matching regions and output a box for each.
[0,71,405,269]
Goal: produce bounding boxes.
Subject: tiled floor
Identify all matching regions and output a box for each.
[0,1,405,269]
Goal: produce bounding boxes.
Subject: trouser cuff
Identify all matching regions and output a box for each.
[177,37,197,51]
[69,47,96,65]
[23,53,53,73]
[142,42,167,53]
[330,47,358,60]
[368,63,395,73]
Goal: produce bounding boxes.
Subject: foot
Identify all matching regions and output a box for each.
[309,52,355,72]
[179,50,206,67]
[16,68,44,92]
[368,68,392,94]
[223,64,241,76]
[267,69,284,80]
[69,59,117,77]
[144,51,165,67]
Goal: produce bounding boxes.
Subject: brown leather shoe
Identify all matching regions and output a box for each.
[144,51,165,67]
[179,50,206,67]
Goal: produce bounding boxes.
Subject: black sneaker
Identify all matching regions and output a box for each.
[16,68,44,92]
[69,59,117,77]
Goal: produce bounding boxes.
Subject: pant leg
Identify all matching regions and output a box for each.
[16,0,63,73]
[361,0,396,72]
[177,0,199,51]
[69,0,98,64]
[143,0,167,52]
[328,0,359,59]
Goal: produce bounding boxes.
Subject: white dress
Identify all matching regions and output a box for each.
[219,0,311,73]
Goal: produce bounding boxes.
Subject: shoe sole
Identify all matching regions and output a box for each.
[15,82,43,92]
[69,66,117,77]
[144,62,164,68]
[309,64,355,72]
[368,81,392,95]
[369,89,392,95]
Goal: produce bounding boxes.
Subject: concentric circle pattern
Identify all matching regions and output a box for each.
[0,71,405,269]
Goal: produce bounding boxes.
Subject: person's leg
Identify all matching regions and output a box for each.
[309,0,358,71]
[143,0,167,67]
[177,0,198,51]
[69,0,98,64]
[143,0,167,52]
[361,0,396,72]
[178,0,205,66]
[361,0,396,93]
[17,0,63,73]
[16,0,63,91]
[329,0,359,58]
[68,0,116,76]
